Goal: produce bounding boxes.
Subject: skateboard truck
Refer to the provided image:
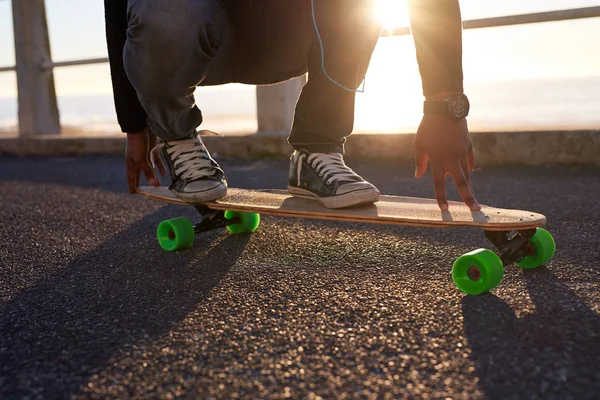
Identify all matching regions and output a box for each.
[485,229,537,264]
[193,205,240,234]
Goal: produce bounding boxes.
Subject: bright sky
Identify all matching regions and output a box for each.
[1,0,599,97]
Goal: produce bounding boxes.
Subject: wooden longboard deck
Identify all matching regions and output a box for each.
[136,187,546,231]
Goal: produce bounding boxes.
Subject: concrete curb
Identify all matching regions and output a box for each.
[1,130,599,166]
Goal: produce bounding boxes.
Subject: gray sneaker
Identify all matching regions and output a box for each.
[287,150,380,208]
[153,133,227,203]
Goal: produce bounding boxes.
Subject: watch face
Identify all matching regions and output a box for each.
[448,95,469,118]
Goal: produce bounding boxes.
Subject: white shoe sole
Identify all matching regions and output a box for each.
[287,186,380,209]
[171,183,227,203]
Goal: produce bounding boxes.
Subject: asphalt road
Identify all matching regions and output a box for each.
[0,156,599,399]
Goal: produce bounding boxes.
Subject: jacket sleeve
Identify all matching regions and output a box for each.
[104,0,148,133]
[408,0,464,96]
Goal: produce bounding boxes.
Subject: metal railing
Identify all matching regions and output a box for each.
[388,6,600,35]
[3,6,600,73]
[1,5,600,135]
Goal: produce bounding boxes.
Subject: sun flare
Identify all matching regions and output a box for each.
[374,0,410,30]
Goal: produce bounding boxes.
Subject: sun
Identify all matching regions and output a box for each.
[374,0,410,30]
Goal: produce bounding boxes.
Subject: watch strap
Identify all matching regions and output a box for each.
[423,94,470,119]
[423,101,448,116]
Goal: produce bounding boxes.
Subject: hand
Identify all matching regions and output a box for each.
[125,129,166,193]
[414,115,480,211]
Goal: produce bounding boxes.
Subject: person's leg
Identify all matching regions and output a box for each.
[287,1,384,209]
[203,0,312,86]
[123,0,228,202]
[288,0,382,153]
[124,0,227,141]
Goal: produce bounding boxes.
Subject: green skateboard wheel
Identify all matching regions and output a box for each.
[224,210,260,234]
[517,228,556,269]
[452,249,504,295]
[156,217,194,251]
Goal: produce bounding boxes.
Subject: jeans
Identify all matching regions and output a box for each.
[123,0,382,153]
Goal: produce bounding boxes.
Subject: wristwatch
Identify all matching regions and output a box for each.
[423,94,470,119]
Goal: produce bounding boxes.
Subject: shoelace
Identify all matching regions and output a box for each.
[151,138,217,180]
[296,152,360,186]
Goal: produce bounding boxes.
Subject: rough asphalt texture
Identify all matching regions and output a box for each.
[0,156,598,399]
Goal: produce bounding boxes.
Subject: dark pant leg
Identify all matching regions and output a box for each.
[123,0,227,141]
[288,0,382,153]
[203,0,312,86]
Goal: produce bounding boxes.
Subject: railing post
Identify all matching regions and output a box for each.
[256,75,307,134]
[12,0,60,135]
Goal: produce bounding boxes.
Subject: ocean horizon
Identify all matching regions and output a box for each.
[1,75,599,135]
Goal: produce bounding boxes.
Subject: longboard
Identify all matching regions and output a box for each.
[137,186,545,230]
[136,186,555,295]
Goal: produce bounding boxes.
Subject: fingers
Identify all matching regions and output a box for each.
[467,142,475,173]
[155,157,166,177]
[136,165,141,188]
[461,158,473,192]
[154,151,167,176]
[141,161,158,187]
[414,141,428,178]
[461,156,480,211]
[451,166,480,211]
[432,164,448,210]
[126,159,138,193]
[141,134,159,187]
[148,134,166,176]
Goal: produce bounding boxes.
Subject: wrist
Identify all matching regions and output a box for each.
[423,93,470,119]
[127,127,149,137]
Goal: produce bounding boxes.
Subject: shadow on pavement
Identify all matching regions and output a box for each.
[0,211,250,398]
[462,267,600,399]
